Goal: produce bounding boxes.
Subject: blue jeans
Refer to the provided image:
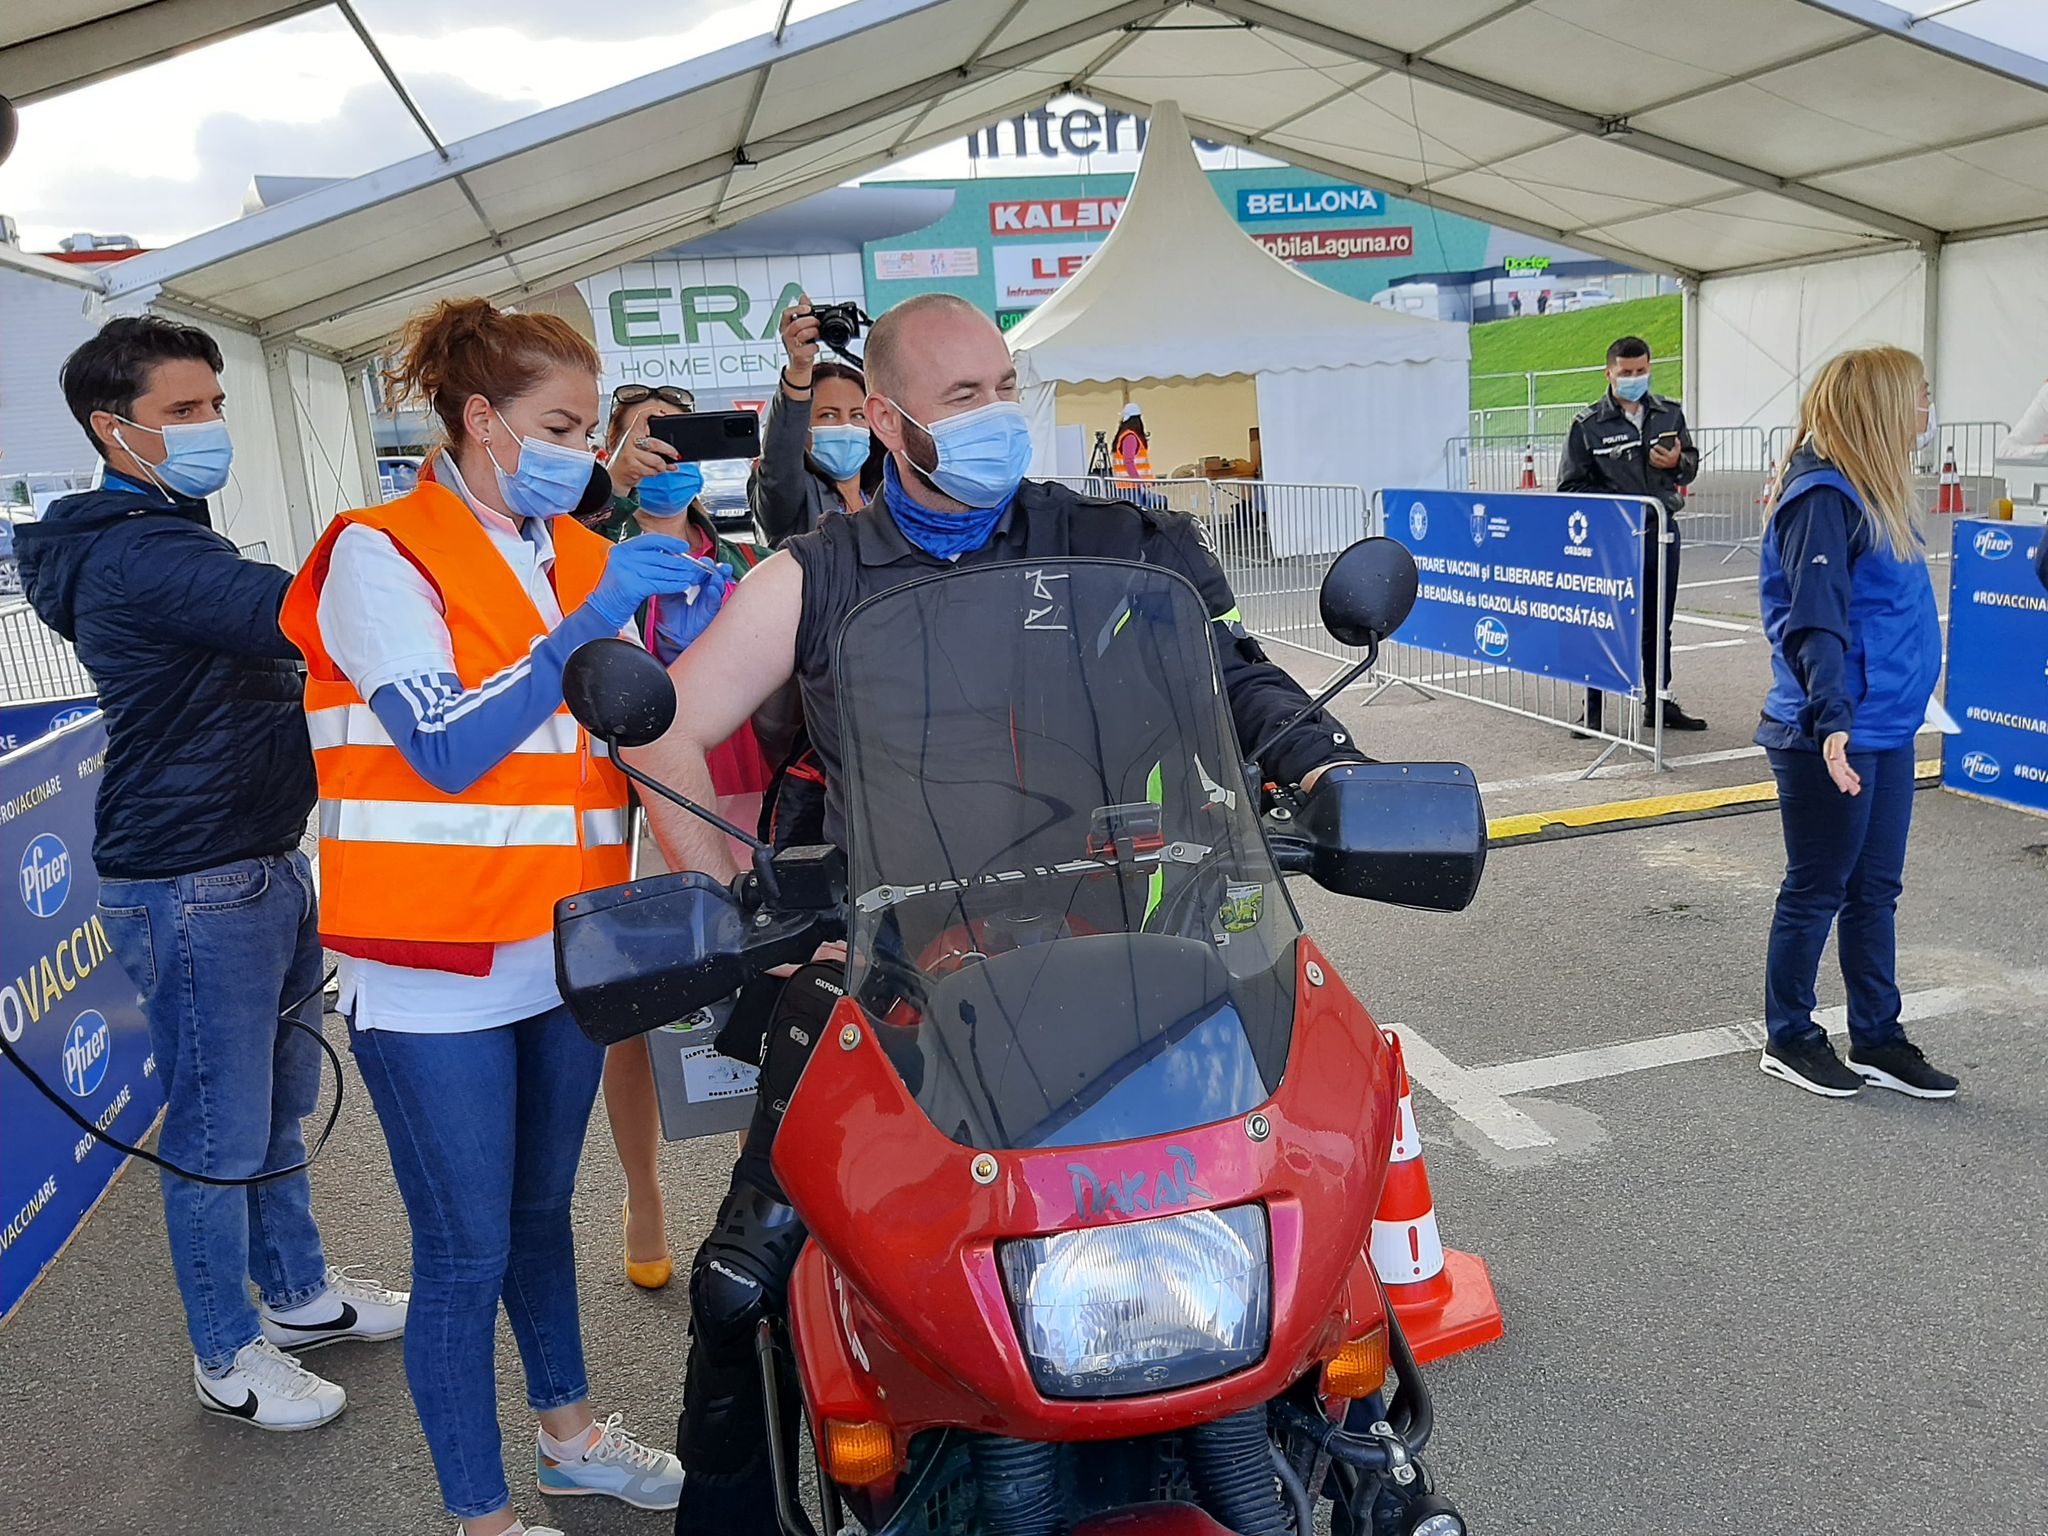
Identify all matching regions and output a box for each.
[351,1006,604,1521]
[97,851,331,1373]
[1765,745,1916,1049]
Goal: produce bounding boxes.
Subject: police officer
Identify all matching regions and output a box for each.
[1557,335,1706,733]
[633,291,1369,1530]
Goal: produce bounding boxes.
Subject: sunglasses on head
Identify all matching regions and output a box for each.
[613,384,695,411]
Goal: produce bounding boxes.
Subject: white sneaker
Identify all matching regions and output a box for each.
[455,1523,565,1536]
[534,1412,685,1510]
[261,1264,410,1351]
[194,1338,346,1431]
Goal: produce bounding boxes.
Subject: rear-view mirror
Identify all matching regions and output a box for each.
[1321,536,1420,647]
[1278,762,1486,911]
[563,637,676,748]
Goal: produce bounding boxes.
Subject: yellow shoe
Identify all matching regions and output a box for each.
[622,1200,673,1290]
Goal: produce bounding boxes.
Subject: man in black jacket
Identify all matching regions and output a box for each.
[1557,335,1706,733]
[635,293,1368,1530]
[17,317,406,1431]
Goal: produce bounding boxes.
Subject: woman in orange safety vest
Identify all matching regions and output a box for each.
[1114,400,1154,486]
[281,298,720,1536]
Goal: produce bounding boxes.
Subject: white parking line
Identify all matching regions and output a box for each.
[1403,988,1973,1149]
[1672,613,1755,632]
[1678,575,1757,590]
[1671,638,1748,654]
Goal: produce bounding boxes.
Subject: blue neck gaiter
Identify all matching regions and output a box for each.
[881,459,1010,562]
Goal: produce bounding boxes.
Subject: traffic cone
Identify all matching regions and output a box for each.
[1518,447,1538,490]
[1936,454,1964,515]
[1369,1028,1504,1364]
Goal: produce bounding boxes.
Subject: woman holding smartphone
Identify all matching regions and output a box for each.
[281,298,717,1535]
[1753,345,1954,1102]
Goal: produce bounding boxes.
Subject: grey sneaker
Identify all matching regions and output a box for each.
[534,1413,684,1511]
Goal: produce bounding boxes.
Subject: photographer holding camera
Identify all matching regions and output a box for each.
[749,295,883,546]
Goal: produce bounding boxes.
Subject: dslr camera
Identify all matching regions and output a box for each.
[811,302,871,360]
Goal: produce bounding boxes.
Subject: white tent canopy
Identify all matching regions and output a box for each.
[9,0,2048,556]
[1007,100,1465,382]
[1008,99,1468,546]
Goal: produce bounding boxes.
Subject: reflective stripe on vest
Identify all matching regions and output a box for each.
[279,481,631,946]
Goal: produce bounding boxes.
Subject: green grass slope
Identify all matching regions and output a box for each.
[1469,294,1683,438]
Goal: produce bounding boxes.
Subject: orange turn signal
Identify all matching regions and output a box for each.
[1323,1325,1390,1399]
[821,1418,896,1485]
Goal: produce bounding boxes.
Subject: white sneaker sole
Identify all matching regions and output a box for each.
[261,1321,406,1352]
[1850,1062,1959,1099]
[536,1474,683,1512]
[1758,1052,1860,1098]
[194,1379,345,1432]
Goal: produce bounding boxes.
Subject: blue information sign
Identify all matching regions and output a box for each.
[1,715,165,1322]
[1385,489,1648,697]
[1942,518,2048,818]
[0,697,98,757]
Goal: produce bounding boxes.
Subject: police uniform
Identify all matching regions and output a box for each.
[673,477,1366,1532]
[1556,391,1699,727]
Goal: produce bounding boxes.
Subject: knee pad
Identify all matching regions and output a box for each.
[689,1182,807,1365]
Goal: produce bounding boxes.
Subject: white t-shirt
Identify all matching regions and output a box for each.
[317,454,571,1034]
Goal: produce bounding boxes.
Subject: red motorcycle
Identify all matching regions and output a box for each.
[557,539,1483,1536]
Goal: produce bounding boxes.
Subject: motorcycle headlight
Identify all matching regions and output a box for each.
[997,1203,1270,1399]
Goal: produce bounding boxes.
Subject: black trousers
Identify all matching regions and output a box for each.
[1590,509,1681,728]
[673,966,842,1535]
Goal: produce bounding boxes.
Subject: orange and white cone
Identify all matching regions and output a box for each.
[1518,448,1538,490]
[1370,1028,1504,1364]
[1936,455,1964,515]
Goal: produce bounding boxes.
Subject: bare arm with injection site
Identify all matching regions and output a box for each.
[628,548,806,883]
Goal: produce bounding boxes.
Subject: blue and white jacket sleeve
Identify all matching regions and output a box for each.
[1774,487,1858,745]
[317,525,618,795]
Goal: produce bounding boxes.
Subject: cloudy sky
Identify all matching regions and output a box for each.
[4,0,2046,253]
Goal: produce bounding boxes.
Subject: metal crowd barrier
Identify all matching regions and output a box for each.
[1362,490,1669,773]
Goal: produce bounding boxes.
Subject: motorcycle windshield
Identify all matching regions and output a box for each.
[836,559,1300,1152]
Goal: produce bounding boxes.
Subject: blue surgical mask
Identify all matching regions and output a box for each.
[810,425,872,482]
[485,409,596,521]
[637,463,704,516]
[1612,373,1651,403]
[115,417,234,499]
[892,398,1034,510]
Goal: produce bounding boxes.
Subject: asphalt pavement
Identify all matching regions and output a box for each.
[2,570,2043,1536]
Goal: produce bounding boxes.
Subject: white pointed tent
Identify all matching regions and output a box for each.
[1007,100,1469,556]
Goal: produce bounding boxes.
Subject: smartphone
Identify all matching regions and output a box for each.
[648,410,762,463]
[1652,431,1680,446]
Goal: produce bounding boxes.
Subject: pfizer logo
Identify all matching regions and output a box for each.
[1408,502,1429,541]
[48,706,96,731]
[1974,527,2013,560]
[63,1011,112,1098]
[1961,750,2001,784]
[1568,510,1589,546]
[19,832,72,919]
[1474,616,1511,657]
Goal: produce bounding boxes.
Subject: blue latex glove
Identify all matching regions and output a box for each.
[649,568,735,661]
[586,534,721,628]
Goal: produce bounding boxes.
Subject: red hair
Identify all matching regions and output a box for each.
[388,297,600,443]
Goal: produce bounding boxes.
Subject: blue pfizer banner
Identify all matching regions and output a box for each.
[1386,489,1647,697]
[0,698,98,757]
[0,715,164,1322]
[1943,518,2048,818]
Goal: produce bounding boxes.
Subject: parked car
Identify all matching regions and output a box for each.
[378,454,424,500]
[1552,288,1617,311]
[698,456,756,540]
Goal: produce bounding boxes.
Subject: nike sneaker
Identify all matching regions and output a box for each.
[193,1338,345,1431]
[261,1264,410,1351]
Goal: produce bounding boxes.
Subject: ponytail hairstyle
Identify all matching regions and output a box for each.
[387,297,601,445]
[1773,345,1926,562]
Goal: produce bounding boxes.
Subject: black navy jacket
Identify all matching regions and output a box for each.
[1557,391,1699,515]
[786,477,1366,848]
[16,475,315,879]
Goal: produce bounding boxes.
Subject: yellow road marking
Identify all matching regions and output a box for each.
[1489,759,1941,843]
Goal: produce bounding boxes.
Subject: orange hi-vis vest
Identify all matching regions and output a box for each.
[1115,428,1154,482]
[280,482,631,947]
